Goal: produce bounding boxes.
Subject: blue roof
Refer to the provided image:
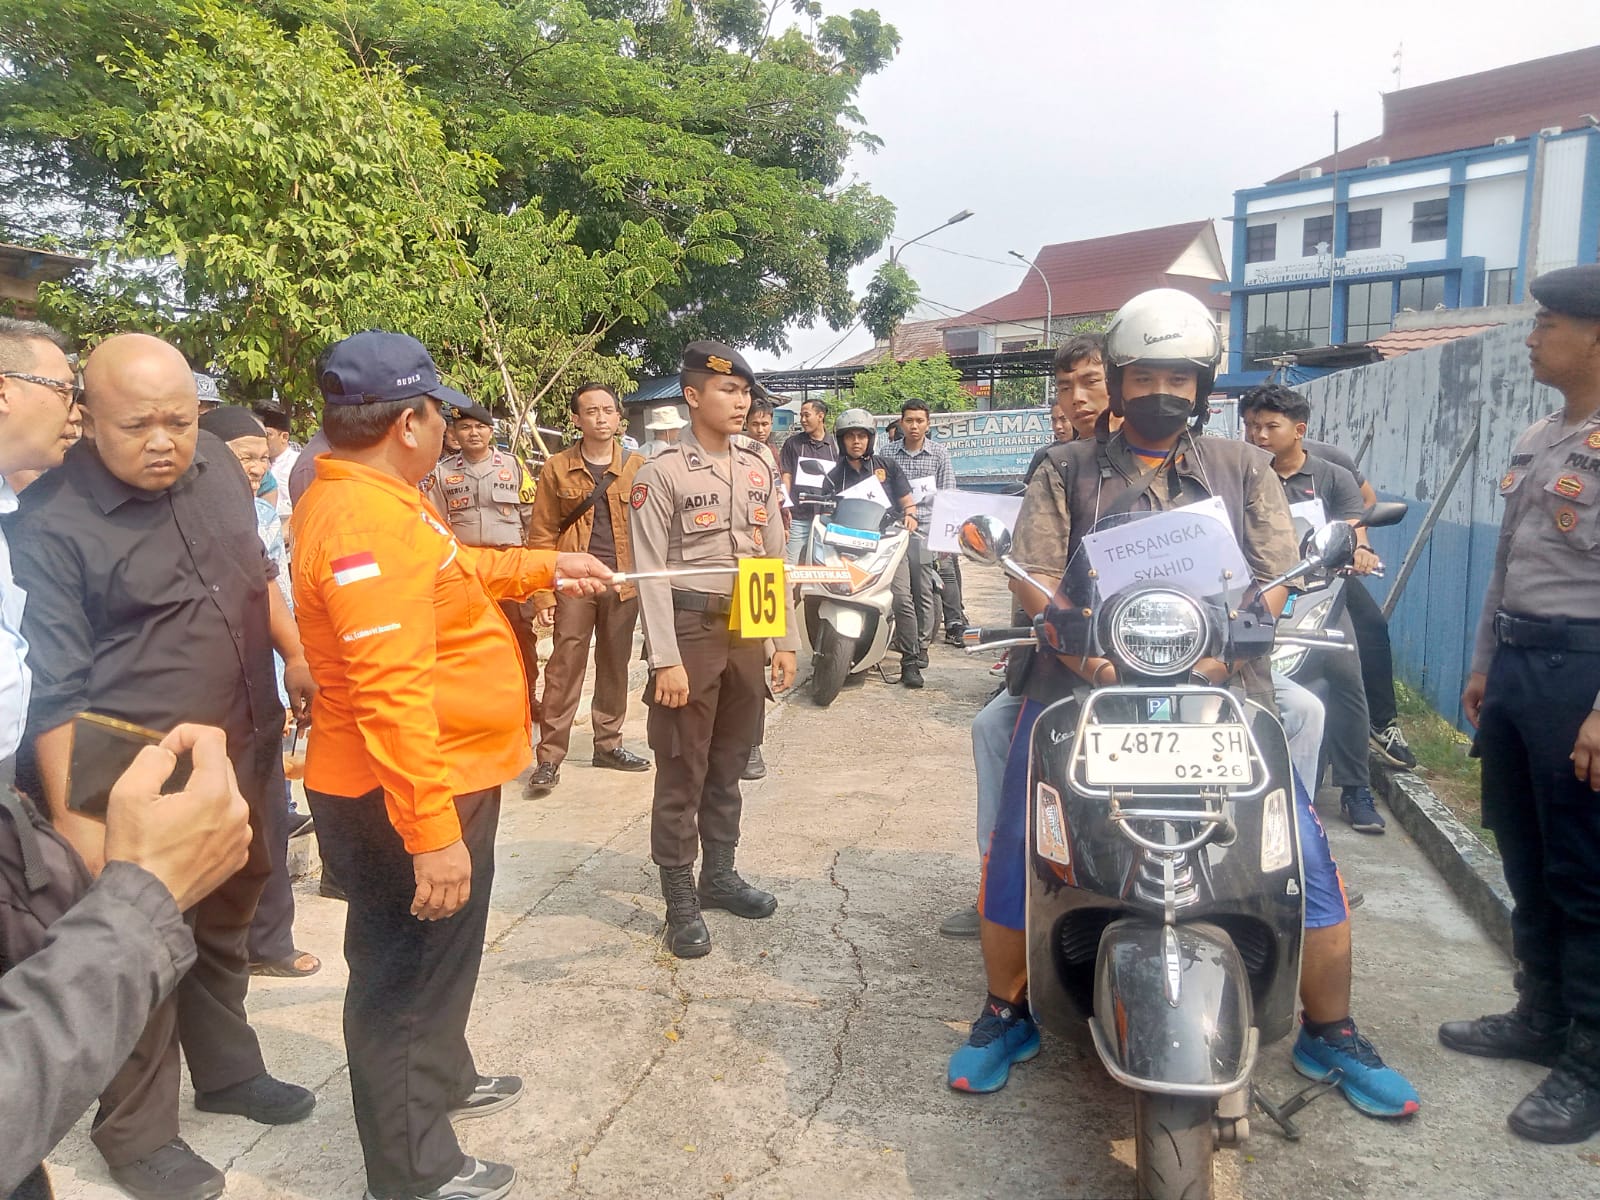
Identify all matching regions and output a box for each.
[628,376,683,404]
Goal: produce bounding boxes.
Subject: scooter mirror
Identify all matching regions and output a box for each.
[958,515,1012,566]
[1310,521,1357,571]
[1360,500,1409,528]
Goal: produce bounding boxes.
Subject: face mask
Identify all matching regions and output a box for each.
[1121,392,1194,442]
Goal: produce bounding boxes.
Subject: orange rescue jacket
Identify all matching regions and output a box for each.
[292,457,555,853]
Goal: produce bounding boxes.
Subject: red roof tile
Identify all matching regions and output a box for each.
[1273,45,1600,182]
[1364,323,1501,359]
[958,221,1227,325]
[832,317,955,367]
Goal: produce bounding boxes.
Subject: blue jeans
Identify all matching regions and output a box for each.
[784,517,813,564]
[972,689,1024,858]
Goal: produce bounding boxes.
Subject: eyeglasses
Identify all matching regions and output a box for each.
[1,371,82,408]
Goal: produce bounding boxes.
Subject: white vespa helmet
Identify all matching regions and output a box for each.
[1104,288,1223,429]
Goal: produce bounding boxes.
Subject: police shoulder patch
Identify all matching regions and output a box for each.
[748,469,766,487]
[875,468,886,482]
[630,483,649,509]
[1589,430,1600,450]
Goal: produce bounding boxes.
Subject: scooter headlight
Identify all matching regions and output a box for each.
[1104,589,1206,677]
[1270,594,1335,677]
[1260,787,1294,873]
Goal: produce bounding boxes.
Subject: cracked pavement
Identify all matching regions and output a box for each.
[43,573,1600,1199]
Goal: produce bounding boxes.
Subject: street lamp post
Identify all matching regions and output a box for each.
[1009,249,1054,404]
[885,208,974,359]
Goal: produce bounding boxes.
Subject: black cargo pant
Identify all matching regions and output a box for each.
[1477,638,1600,1025]
[307,786,500,1198]
[92,745,277,1167]
[647,613,765,867]
[1306,607,1370,790]
[1345,577,1399,731]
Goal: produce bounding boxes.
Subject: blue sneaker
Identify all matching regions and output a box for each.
[1293,1018,1420,1118]
[947,1000,1040,1093]
[1340,787,1386,834]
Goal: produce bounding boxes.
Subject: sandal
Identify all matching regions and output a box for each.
[250,950,321,978]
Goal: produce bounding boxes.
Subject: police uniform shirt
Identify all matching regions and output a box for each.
[432,449,528,548]
[1471,408,1600,678]
[627,427,799,669]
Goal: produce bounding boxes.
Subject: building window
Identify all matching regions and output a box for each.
[1245,224,1277,264]
[1412,198,1449,243]
[1397,274,1447,312]
[1346,281,1394,342]
[1244,286,1331,362]
[1485,268,1516,306]
[1302,215,1333,257]
[1346,208,1383,252]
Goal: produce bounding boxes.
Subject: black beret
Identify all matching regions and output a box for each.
[680,340,769,398]
[451,401,495,427]
[1530,264,1600,320]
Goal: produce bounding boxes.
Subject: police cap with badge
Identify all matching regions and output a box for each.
[1530,263,1600,320]
[681,340,770,399]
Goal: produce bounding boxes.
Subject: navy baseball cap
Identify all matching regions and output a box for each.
[317,331,473,413]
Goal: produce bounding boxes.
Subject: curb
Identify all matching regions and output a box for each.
[1369,758,1514,958]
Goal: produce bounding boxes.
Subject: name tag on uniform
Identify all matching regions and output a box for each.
[732,558,785,638]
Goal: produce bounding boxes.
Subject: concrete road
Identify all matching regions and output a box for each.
[45,573,1600,1199]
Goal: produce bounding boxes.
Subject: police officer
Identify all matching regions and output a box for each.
[426,402,541,718]
[628,341,798,958]
[1441,264,1600,1144]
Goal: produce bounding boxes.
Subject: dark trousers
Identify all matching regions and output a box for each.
[499,599,541,722]
[245,755,297,964]
[306,786,500,1197]
[1345,577,1398,730]
[538,590,639,766]
[934,555,967,632]
[1477,642,1600,1024]
[647,614,765,867]
[93,793,272,1166]
[886,552,919,659]
[1306,607,1370,790]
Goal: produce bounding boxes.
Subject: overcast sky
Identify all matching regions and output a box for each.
[749,0,1600,371]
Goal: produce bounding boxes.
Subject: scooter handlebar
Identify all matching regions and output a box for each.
[961,626,1037,652]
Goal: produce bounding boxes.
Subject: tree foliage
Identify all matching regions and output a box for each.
[848,354,974,415]
[0,0,903,418]
[858,261,919,344]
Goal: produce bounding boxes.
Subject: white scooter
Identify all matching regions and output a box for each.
[799,495,911,706]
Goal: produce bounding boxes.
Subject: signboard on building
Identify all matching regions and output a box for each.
[922,407,1050,488]
[1245,250,1407,286]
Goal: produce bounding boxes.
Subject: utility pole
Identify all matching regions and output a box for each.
[1009,249,1053,405]
[885,208,975,359]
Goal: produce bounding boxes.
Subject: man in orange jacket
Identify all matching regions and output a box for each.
[292,332,611,1200]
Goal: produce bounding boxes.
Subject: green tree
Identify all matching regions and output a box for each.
[848,354,974,415]
[858,261,920,345]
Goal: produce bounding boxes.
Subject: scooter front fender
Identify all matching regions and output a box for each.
[1086,919,1257,1096]
[818,600,866,641]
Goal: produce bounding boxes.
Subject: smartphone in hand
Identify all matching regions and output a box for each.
[66,713,193,817]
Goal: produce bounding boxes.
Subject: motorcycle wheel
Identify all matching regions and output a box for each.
[1133,1092,1214,1200]
[810,622,853,707]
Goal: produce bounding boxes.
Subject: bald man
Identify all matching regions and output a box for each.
[10,334,315,1200]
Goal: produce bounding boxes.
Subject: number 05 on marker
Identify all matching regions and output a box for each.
[732,558,785,638]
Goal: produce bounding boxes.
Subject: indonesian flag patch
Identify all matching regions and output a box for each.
[331,550,382,586]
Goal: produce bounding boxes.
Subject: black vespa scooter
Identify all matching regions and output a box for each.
[957,511,1381,1200]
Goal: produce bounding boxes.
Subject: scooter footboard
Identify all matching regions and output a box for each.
[1086,919,1258,1096]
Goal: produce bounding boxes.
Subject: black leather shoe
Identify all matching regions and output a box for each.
[698,840,777,919]
[742,746,767,780]
[901,661,924,689]
[1439,1008,1570,1067]
[524,762,560,795]
[194,1071,315,1124]
[1508,1059,1600,1143]
[592,746,650,772]
[107,1138,225,1200]
[660,865,712,958]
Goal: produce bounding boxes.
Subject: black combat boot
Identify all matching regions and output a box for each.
[659,865,711,959]
[1508,1023,1600,1144]
[697,840,778,919]
[1439,972,1571,1067]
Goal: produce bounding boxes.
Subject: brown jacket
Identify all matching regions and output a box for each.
[528,440,642,602]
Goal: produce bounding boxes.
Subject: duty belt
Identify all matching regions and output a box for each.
[671,589,732,617]
[1494,611,1600,653]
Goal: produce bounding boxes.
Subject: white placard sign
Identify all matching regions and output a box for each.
[909,474,938,504]
[793,456,831,490]
[928,489,1024,553]
[1080,497,1249,598]
[839,474,891,508]
[1288,498,1327,529]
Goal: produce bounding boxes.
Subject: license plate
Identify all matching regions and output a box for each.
[823,525,879,551]
[1080,723,1253,787]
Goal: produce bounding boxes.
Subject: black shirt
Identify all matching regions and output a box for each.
[584,457,619,568]
[8,434,284,806]
[778,433,837,519]
[1276,451,1365,522]
[824,454,913,504]
[1302,437,1366,490]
